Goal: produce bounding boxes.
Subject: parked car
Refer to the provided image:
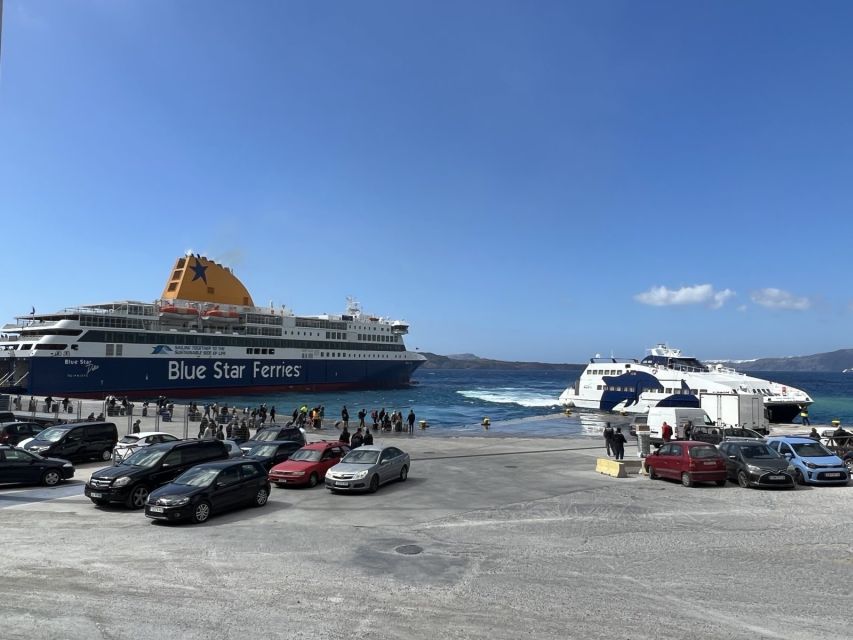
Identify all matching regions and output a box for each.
[0,422,45,446]
[718,441,795,489]
[223,440,244,458]
[269,441,350,488]
[145,459,270,524]
[645,440,727,487]
[85,439,229,508]
[23,422,118,462]
[0,445,74,486]
[766,436,849,486]
[113,432,180,463]
[691,426,764,446]
[0,411,16,423]
[245,440,303,471]
[240,425,306,455]
[325,445,410,493]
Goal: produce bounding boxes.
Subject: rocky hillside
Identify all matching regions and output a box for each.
[419,352,584,371]
[718,348,853,372]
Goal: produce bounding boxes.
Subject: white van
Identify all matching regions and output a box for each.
[647,407,713,444]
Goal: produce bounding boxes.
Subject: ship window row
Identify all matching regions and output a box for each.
[326,331,346,340]
[296,318,347,330]
[80,316,146,330]
[18,329,83,337]
[358,333,397,342]
[79,330,406,352]
[245,314,282,326]
[34,343,68,350]
[246,327,282,337]
[246,348,276,355]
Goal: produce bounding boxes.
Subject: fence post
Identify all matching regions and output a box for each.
[183,407,189,439]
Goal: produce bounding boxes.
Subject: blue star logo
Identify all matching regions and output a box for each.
[190,259,208,284]
[152,345,174,355]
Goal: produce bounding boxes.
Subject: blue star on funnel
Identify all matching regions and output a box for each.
[190,259,208,284]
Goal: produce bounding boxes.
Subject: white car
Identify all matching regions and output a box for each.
[113,432,179,463]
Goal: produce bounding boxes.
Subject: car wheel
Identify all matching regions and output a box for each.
[308,473,318,488]
[681,472,693,488]
[192,500,211,524]
[737,470,750,488]
[42,470,62,486]
[794,469,806,486]
[101,449,113,462]
[254,486,269,507]
[647,465,658,480]
[126,485,149,509]
[399,465,408,482]
[368,474,379,493]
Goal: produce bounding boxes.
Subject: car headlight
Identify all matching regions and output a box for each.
[747,465,761,473]
[353,470,369,480]
[159,496,190,506]
[291,471,305,476]
[112,476,132,488]
[62,463,73,468]
[805,462,817,469]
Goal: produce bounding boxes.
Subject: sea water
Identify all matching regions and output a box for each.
[197,369,853,438]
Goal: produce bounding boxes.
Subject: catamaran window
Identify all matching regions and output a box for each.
[34,343,68,350]
[596,385,603,390]
[665,388,672,393]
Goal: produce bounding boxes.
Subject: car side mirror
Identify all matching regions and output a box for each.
[728,455,737,460]
[783,453,792,459]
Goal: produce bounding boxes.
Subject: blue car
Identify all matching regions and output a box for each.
[766,436,849,486]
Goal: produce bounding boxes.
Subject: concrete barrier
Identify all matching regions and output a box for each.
[596,458,628,478]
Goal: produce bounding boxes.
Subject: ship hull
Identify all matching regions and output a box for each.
[16,356,424,399]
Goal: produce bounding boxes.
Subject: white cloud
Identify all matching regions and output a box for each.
[750,288,811,310]
[634,284,735,309]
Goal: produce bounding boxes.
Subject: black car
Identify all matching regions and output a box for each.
[85,439,228,508]
[719,441,795,489]
[0,422,45,446]
[691,426,764,446]
[239,426,305,455]
[245,440,303,471]
[145,459,270,524]
[24,422,118,462]
[0,445,74,486]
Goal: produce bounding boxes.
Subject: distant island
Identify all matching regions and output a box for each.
[419,352,584,371]
[715,348,853,373]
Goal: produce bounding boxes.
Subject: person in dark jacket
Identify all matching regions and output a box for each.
[339,425,350,444]
[350,428,363,449]
[363,429,374,446]
[603,422,615,456]
[612,427,627,460]
[341,406,350,428]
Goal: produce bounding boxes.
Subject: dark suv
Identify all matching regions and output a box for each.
[24,422,118,462]
[691,426,764,446]
[85,439,228,508]
[0,422,44,446]
[240,425,306,455]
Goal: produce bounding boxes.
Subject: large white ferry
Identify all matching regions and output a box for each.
[0,254,426,398]
[558,344,811,423]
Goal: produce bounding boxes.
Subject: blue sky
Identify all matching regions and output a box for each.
[1,1,851,363]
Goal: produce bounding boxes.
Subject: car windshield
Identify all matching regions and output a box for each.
[342,449,379,464]
[689,446,721,459]
[119,435,140,444]
[249,444,277,457]
[173,466,219,487]
[737,444,779,459]
[254,430,280,442]
[33,427,68,443]
[290,449,322,462]
[121,448,166,468]
[791,442,833,457]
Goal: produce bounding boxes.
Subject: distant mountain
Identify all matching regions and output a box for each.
[717,348,853,372]
[419,352,584,371]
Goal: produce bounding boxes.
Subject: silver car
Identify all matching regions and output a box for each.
[113,432,179,464]
[325,445,410,493]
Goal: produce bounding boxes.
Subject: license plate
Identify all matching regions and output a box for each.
[825,473,842,478]
[768,475,785,480]
[90,492,103,498]
[335,481,348,487]
[703,462,717,466]
[149,506,164,513]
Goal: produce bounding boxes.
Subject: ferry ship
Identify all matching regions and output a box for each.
[0,254,426,398]
[558,344,812,423]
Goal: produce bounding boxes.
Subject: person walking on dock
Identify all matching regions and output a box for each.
[612,427,627,460]
[341,406,350,429]
[661,421,673,443]
[407,409,416,435]
[603,422,615,456]
[799,406,810,426]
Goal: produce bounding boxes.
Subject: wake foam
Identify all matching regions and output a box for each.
[457,389,560,408]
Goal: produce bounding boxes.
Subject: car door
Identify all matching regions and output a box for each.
[378,448,401,483]
[59,429,85,460]
[151,448,185,486]
[238,462,264,502]
[1,448,42,483]
[718,443,735,478]
[669,443,685,475]
[212,466,244,510]
[653,444,672,477]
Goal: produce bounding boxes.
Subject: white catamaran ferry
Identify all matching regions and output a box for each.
[0,254,426,398]
[558,344,811,423]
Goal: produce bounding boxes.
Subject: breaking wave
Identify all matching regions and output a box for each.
[457,389,561,408]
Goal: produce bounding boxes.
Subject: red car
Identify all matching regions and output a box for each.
[268,441,350,488]
[645,440,727,487]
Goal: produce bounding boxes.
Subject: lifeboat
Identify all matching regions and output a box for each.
[201,309,240,324]
[159,305,200,320]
